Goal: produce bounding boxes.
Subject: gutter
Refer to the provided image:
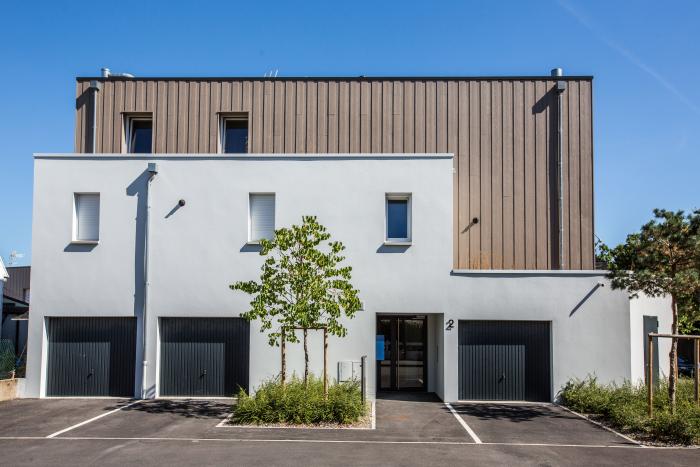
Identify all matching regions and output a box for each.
[552,68,567,269]
[141,162,158,399]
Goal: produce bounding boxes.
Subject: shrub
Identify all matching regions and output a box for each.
[232,374,367,425]
[560,376,700,445]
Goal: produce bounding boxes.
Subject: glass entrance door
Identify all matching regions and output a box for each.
[377,315,427,391]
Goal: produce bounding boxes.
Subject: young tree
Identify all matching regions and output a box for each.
[230,216,362,387]
[600,209,700,412]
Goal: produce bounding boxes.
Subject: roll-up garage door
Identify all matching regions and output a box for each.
[159,318,249,397]
[458,320,551,402]
[46,317,136,397]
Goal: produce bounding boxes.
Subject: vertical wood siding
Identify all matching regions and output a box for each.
[75,78,594,270]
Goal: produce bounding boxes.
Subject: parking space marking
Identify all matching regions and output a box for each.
[46,400,142,438]
[444,403,482,444]
[0,436,689,449]
[556,404,642,446]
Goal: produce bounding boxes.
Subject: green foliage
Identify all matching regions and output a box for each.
[599,209,700,302]
[598,209,700,409]
[230,215,362,347]
[560,377,700,445]
[231,375,367,425]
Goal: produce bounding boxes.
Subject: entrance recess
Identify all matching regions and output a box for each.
[376,315,427,391]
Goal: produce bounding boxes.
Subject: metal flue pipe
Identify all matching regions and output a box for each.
[552,68,567,269]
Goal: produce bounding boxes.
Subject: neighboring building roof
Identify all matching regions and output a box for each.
[3,266,30,304]
[0,257,7,282]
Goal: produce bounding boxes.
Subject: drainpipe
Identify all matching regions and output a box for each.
[552,68,567,269]
[88,80,102,152]
[141,162,158,399]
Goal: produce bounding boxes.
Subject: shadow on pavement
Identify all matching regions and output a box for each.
[115,399,233,419]
[448,403,572,423]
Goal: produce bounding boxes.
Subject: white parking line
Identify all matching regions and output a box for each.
[556,404,642,446]
[46,400,142,438]
[444,403,482,444]
[3,435,694,449]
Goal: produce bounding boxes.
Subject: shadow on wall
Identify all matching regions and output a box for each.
[127,170,150,396]
[64,243,97,252]
[376,244,410,254]
[568,283,604,317]
[532,87,562,270]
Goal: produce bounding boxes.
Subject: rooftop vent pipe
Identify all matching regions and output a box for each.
[552,68,567,269]
[101,67,135,78]
[88,80,102,153]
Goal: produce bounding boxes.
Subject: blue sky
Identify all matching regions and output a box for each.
[1,0,698,266]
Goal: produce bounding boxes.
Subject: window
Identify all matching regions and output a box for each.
[220,115,249,153]
[125,115,153,153]
[73,193,100,242]
[249,194,275,242]
[385,194,411,243]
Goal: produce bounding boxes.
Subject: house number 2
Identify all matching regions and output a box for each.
[445,319,454,331]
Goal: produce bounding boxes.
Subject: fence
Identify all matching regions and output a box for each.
[646,333,700,416]
[0,339,18,380]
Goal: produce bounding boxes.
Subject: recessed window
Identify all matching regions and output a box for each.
[73,193,100,242]
[220,115,249,154]
[249,194,275,242]
[386,194,411,243]
[125,115,153,153]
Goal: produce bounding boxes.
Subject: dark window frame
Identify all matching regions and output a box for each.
[385,194,412,243]
[219,113,249,154]
[123,113,153,154]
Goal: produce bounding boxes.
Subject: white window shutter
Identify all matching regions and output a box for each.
[75,194,100,241]
[250,194,275,241]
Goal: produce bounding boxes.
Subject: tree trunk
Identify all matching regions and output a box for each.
[281,328,286,388]
[669,295,679,413]
[323,328,328,400]
[303,327,309,387]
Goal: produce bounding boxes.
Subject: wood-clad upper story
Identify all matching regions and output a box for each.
[74,75,594,271]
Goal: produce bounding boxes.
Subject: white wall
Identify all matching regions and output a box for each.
[630,294,673,383]
[27,153,673,401]
[28,154,453,398]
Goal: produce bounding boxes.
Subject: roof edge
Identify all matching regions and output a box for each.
[76,75,594,82]
[34,153,454,161]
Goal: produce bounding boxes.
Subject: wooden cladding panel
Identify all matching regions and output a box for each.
[75,77,594,270]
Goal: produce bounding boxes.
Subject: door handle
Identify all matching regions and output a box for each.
[201,369,207,377]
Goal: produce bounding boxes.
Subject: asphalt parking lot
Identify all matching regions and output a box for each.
[0,395,697,466]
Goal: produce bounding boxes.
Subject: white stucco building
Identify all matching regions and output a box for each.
[25,153,670,401]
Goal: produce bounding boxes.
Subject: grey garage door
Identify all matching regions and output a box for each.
[160,318,249,397]
[46,317,136,397]
[458,321,551,402]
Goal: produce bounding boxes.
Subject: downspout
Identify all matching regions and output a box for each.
[552,68,567,269]
[142,162,158,399]
[88,80,102,152]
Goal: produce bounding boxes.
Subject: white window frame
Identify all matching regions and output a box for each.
[72,192,100,244]
[248,193,276,244]
[123,114,153,154]
[384,193,412,245]
[219,113,249,154]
